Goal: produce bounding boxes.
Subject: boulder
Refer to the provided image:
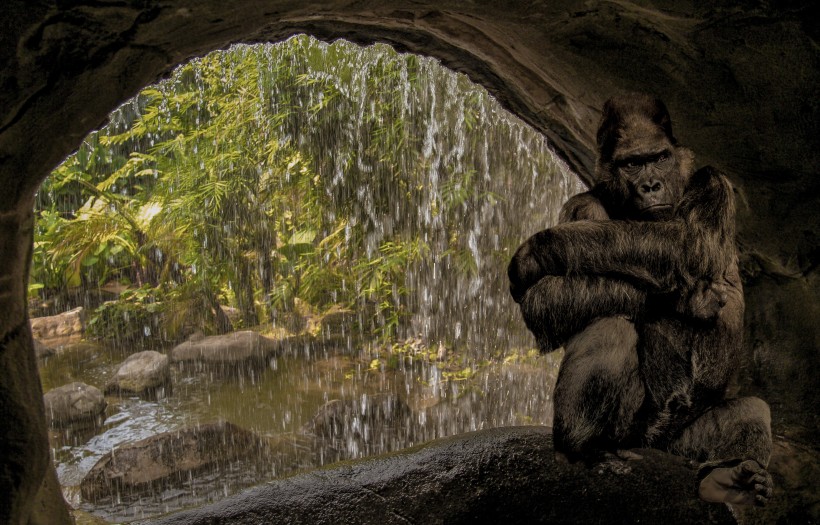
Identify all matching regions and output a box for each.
[29,307,85,347]
[135,427,737,525]
[80,421,271,500]
[104,351,170,397]
[171,330,282,365]
[43,382,106,428]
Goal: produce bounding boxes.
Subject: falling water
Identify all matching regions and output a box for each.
[34,35,582,521]
[251,37,579,353]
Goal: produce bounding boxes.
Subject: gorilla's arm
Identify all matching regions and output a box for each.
[515,190,646,351]
[509,219,683,300]
[518,275,645,352]
[509,167,734,305]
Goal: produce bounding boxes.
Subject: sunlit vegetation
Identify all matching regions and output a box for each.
[31,36,573,348]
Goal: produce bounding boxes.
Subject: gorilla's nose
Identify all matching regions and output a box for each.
[641,180,663,194]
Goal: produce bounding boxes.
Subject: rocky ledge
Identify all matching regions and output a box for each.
[136,426,738,525]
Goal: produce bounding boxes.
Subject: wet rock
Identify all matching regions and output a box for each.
[43,382,106,428]
[136,427,736,525]
[29,307,85,347]
[105,350,170,397]
[171,330,281,365]
[81,421,271,501]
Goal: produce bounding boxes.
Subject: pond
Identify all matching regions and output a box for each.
[40,335,560,522]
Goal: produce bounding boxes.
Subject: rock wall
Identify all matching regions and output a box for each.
[0,1,817,522]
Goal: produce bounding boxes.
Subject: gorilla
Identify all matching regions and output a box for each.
[508,94,773,506]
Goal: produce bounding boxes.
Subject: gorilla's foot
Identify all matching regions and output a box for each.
[613,449,643,461]
[699,459,773,506]
[595,450,643,475]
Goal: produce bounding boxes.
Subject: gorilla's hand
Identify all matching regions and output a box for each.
[508,230,566,303]
[679,279,728,321]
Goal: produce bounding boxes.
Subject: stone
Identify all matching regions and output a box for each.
[104,350,170,396]
[80,421,270,501]
[29,307,85,347]
[43,382,106,428]
[171,330,282,365]
[134,427,736,525]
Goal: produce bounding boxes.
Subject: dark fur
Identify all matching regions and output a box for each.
[508,94,772,501]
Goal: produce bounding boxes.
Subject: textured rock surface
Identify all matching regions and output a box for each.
[136,427,736,525]
[0,1,817,522]
[81,421,270,501]
[171,330,282,365]
[29,307,85,348]
[105,350,171,396]
[42,382,106,428]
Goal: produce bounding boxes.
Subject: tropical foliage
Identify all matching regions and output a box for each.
[31,36,573,348]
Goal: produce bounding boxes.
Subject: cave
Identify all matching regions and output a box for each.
[1,1,817,523]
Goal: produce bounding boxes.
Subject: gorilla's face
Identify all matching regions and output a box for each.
[610,124,687,221]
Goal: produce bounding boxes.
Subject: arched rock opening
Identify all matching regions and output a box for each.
[1,1,817,523]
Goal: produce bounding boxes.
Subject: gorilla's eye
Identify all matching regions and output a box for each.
[622,160,642,175]
[657,152,671,163]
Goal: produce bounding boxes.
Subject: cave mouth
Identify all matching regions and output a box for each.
[32,36,581,521]
[4,9,605,521]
